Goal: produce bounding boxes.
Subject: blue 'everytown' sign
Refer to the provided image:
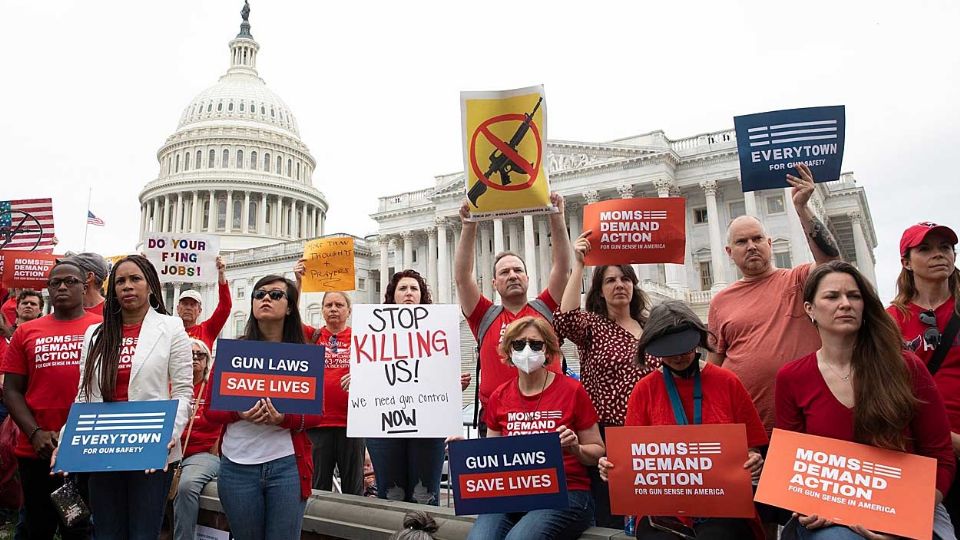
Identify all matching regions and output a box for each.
[448,433,568,515]
[734,105,846,192]
[209,339,325,415]
[54,400,179,473]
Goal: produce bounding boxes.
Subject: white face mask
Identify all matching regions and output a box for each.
[511,346,546,374]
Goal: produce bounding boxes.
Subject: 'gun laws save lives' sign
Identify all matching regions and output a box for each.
[209,339,325,415]
[581,198,686,265]
[347,304,462,438]
[448,433,569,515]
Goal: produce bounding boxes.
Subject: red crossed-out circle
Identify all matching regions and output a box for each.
[469,113,542,192]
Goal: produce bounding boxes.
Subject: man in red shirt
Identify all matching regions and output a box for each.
[454,193,572,435]
[2,260,101,539]
[0,290,45,423]
[64,252,109,316]
[177,256,231,350]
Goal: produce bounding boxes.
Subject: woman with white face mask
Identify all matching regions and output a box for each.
[467,316,605,540]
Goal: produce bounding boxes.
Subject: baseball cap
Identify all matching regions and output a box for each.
[900,222,958,257]
[178,290,203,305]
[64,252,110,283]
[645,326,702,358]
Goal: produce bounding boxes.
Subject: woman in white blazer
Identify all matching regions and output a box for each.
[71,255,193,540]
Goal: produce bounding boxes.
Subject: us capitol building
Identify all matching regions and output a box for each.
[138,6,878,347]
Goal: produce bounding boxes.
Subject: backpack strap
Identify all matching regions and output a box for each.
[527,299,554,322]
[928,311,960,376]
[473,304,502,428]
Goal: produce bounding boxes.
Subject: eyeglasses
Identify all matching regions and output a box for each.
[920,310,941,348]
[511,339,545,352]
[192,351,209,360]
[47,277,84,288]
[253,289,286,301]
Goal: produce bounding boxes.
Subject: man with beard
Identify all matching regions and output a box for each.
[454,193,571,436]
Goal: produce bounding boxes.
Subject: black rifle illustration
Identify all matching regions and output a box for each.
[467,97,543,208]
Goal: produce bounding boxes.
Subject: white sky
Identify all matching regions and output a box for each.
[2,0,958,301]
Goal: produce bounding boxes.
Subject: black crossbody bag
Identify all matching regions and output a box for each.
[928,312,960,376]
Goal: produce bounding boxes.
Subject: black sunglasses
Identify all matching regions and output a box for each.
[253,289,286,301]
[511,339,545,352]
[920,310,941,348]
[47,277,84,288]
[192,351,209,360]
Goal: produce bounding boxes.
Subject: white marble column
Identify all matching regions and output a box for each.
[537,218,550,292]
[278,197,286,237]
[400,232,413,271]
[191,192,200,232]
[480,223,493,299]
[701,180,728,290]
[655,179,685,290]
[849,211,877,286]
[273,198,281,236]
[300,204,307,239]
[437,219,451,304]
[742,179,759,217]
[150,199,158,234]
[507,220,520,253]
[427,229,438,297]
[379,237,390,298]
[242,191,250,234]
[523,215,539,300]
[258,194,267,235]
[158,196,168,233]
[207,191,216,233]
[175,193,184,233]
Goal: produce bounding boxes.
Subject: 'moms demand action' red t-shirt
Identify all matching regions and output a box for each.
[485,373,598,491]
[1,312,102,457]
[113,323,141,402]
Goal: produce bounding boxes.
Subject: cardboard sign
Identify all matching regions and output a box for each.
[53,400,179,473]
[448,433,568,515]
[606,425,755,518]
[302,237,355,292]
[209,339,325,415]
[1,250,57,289]
[734,105,846,192]
[347,304,462,438]
[196,525,231,540]
[144,233,220,284]
[755,429,936,539]
[461,85,553,221]
[581,198,686,265]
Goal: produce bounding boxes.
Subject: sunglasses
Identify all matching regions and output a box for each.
[47,277,84,288]
[511,339,545,352]
[253,289,286,301]
[920,310,941,348]
[192,351,209,360]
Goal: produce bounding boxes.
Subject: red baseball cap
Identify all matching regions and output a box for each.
[900,222,958,256]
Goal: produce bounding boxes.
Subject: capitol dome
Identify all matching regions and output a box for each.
[138,2,328,252]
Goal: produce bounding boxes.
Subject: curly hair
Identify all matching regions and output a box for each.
[384,269,432,305]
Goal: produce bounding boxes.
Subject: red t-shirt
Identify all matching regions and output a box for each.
[114,323,142,402]
[776,351,956,495]
[185,281,232,350]
[1,296,16,326]
[183,381,221,458]
[0,312,102,458]
[467,290,561,408]
[84,301,104,317]
[304,324,351,427]
[484,373,598,491]
[625,363,768,449]
[887,299,960,432]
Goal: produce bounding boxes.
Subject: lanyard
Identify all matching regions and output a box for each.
[662,368,702,425]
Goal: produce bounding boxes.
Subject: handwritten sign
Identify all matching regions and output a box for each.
[581,198,686,265]
[606,425,755,518]
[734,106,846,192]
[755,429,936,539]
[347,304,462,438]
[144,233,219,284]
[54,400,179,473]
[1,250,57,289]
[302,237,355,292]
[448,433,568,515]
[209,339,325,415]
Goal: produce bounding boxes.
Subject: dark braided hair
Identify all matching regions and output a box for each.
[83,255,166,402]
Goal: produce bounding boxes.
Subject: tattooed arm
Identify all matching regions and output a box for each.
[787,163,841,265]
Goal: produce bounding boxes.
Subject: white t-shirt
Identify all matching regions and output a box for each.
[221,421,294,464]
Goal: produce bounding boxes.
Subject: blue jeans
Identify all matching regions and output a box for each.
[792,502,956,540]
[366,437,444,505]
[88,468,174,540]
[218,455,306,540]
[173,452,220,540]
[467,489,595,540]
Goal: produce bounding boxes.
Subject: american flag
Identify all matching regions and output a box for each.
[87,211,105,227]
[0,198,56,253]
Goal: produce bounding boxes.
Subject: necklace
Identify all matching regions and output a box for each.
[818,352,853,381]
[519,371,551,412]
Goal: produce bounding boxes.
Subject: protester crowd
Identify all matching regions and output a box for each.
[1,163,959,540]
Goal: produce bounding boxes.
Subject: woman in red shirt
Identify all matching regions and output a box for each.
[599,301,766,539]
[555,230,659,528]
[777,260,956,539]
[468,316,605,540]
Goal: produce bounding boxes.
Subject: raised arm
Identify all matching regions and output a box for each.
[546,193,572,303]
[204,257,232,337]
[786,163,840,266]
[453,201,481,316]
[560,230,590,313]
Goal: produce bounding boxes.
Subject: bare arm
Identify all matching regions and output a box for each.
[560,230,591,313]
[545,193,572,302]
[787,163,840,266]
[453,201,481,316]
[567,423,605,466]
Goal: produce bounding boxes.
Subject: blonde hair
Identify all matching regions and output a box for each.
[189,338,213,381]
[497,316,561,365]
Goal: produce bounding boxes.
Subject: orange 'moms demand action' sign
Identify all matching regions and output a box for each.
[755,429,937,539]
[581,198,686,265]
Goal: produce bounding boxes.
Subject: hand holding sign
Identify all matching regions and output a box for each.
[301,237,355,292]
[238,398,286,425]
[572,231,592,265]
[786,162,816,209]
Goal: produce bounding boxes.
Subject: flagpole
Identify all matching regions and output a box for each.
[83,187,91,251]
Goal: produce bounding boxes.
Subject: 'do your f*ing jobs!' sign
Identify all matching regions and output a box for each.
[347,304,462,438]
[144,233,219,284]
